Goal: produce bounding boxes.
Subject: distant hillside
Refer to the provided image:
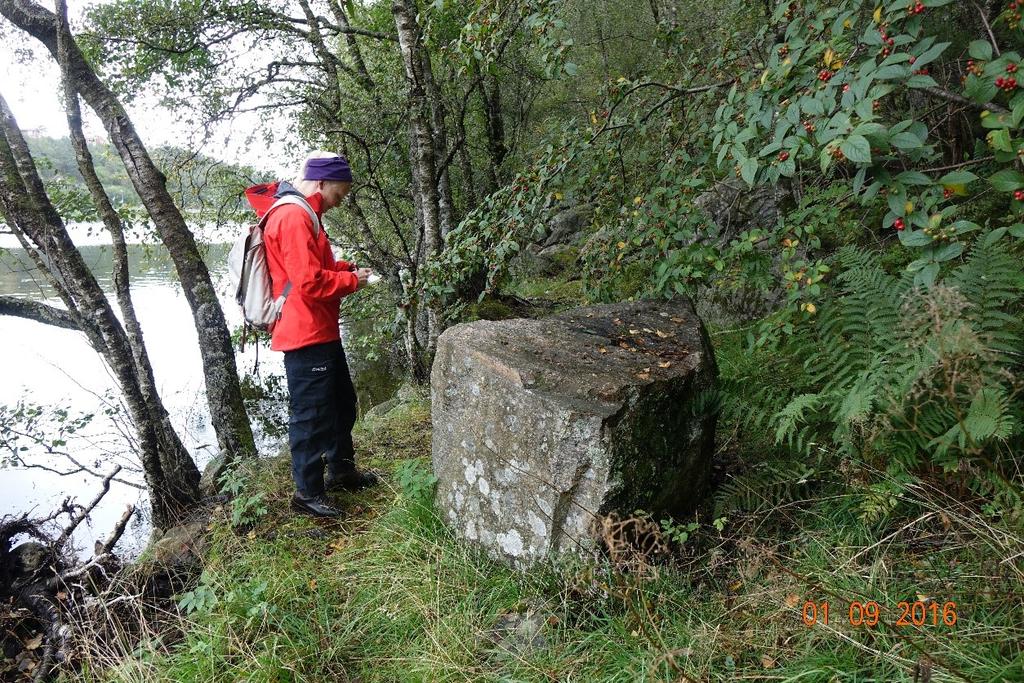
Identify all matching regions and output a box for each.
[26,135,272,218]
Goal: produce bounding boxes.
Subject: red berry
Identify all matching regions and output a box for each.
[843,84,850,92]
[909,56,916,64]
[943,188,953,199]
[894,218,905,231]
[1008,63,1019,73]
[1015,190,1024,201]
[997,77,1006,87]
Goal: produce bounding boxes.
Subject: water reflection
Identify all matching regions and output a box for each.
[0,230,399,557]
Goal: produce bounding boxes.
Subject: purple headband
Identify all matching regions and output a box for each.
[303,155,353,182]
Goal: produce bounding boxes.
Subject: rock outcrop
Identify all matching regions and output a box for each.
[691,179,795,326]
[431,299,717,568]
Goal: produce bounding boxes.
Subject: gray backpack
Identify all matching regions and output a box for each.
[227,194,321,334]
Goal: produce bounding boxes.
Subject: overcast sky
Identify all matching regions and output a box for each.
[0,5,295,176]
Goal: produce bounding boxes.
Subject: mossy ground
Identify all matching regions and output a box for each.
[87,328,1023,683]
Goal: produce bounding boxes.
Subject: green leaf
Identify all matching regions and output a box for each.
[853,167,867,194]
[949,220,981,234]
[918,262,939,287]
[939,169,979,185]
[1009,223,1024,237]
[889,119,914,134]
[982,226,1009,245]
[862,181,881,203]
[965,74,998,103]
[913,41,949,68]
[563,62,578,76]
[855,97,875,119]
[717,143,730,167]
[896,171,932,186]
[740,157,758,185]
[898,229,933,246]
[990,128,1013,152]
[735,126,756,145]
[879,53,913,67]
[981,111,1013,129]
[988,168,1024,191]
[888,188,909,216]
[890,132,923,150]
[1013,98,1024,128]
[802,96,825,116]
[906,257,928,272]
[969,40,993,61]
[933,241,964,261]
[907,74,939,89]
[854,122,888,138]
[875,65,910,80]
[840,135,872,164]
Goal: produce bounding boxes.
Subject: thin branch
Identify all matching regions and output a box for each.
[5,457,144,490]
[51,553,112,585]
[922,85,1008,114]
[974,2,1001,57]
[920,155,995,174]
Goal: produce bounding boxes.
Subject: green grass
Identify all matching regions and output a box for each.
[87,343,1023,683]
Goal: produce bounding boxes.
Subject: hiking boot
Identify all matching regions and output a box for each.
[290,493,344,519]
[325,468,381,492]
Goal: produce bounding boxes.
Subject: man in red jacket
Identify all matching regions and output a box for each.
[246,152,378,518]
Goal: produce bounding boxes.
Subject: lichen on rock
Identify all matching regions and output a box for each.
[431,298,717,568]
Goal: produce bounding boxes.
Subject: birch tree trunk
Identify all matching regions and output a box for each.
[393,0,444,361]
[0,94,200,529]
[0,0,255,461]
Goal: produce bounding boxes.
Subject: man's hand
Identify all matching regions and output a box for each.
[355,267,372,289]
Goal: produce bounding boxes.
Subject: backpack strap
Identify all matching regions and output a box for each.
[259,194,321,236]
[258,193,321,303]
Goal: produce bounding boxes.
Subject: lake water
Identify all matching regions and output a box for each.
[0,224,399,557]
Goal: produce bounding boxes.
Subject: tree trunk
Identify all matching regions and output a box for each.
[393,0,445,363]
[55,0,196,524]
[421,55,456,239]
[328,0,379,97]
[454,101,478,212]
[481,75,507,194]
[0,0,255,461]
[0,94,200,529]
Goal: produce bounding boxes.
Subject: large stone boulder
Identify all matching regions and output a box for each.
[431,299,717,568]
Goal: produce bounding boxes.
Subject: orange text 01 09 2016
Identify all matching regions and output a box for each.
[801,600,957,628]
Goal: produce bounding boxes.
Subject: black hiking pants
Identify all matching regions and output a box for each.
[283,339,358,497]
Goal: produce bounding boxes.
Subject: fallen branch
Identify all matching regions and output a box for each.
[0,476,142,682]
[98,505,135,556]
[54,465,121,550]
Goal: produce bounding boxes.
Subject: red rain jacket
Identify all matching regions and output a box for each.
[244,182,358,352]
